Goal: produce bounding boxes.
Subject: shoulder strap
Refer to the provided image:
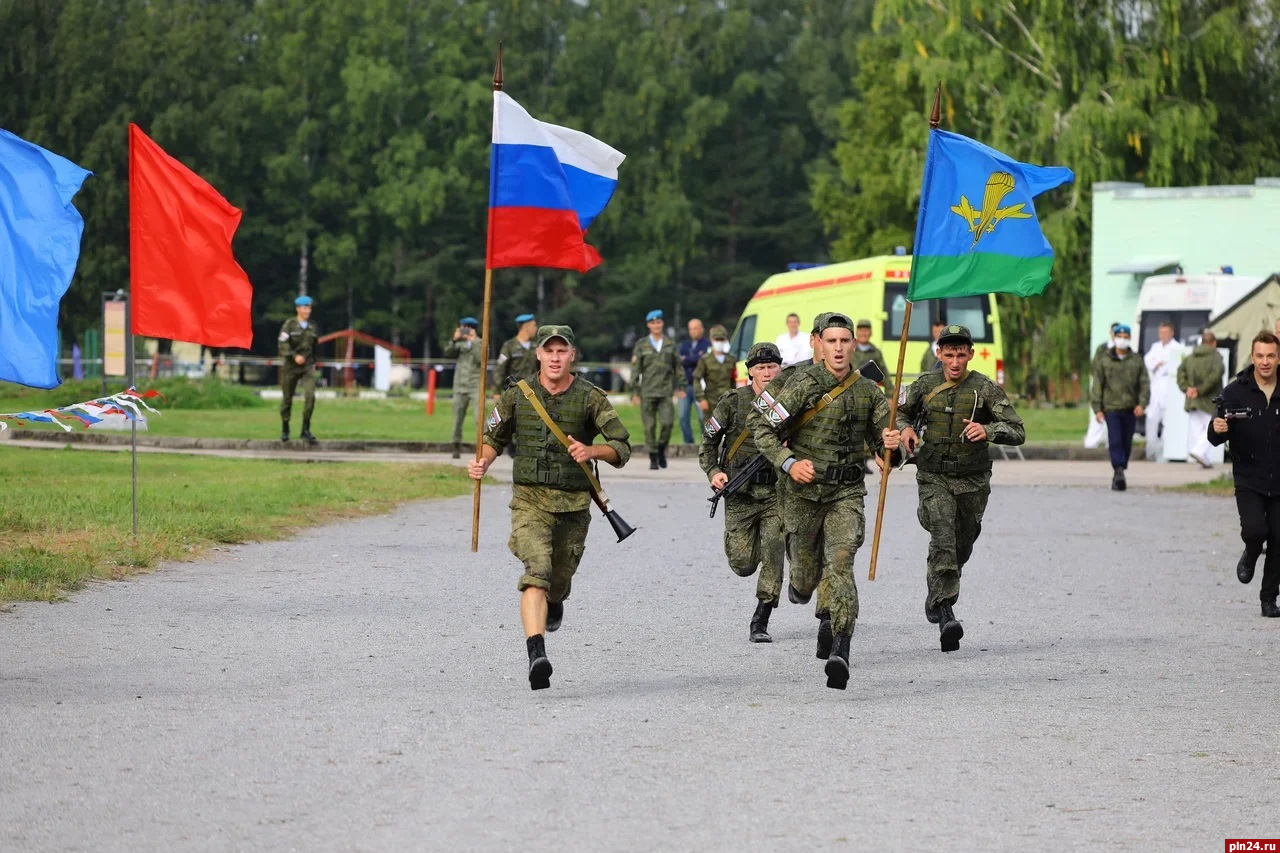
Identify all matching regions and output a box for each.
[789,368,863,432]
[923,370,971,406]
[724,428,752,463]
[516,380,606,496]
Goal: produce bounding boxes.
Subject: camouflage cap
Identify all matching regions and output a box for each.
[856,317,873,328]
[810,312,832,334]
[534,324,575,348]
[709,324,729,340]
[936,324,973,347]
[745,341,783,367]
[815,312,854,335]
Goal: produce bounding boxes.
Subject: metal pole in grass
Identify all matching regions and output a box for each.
[127,293,138,537]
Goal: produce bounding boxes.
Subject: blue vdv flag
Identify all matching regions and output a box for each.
[910,129,1073,302]
[0,128,92,389]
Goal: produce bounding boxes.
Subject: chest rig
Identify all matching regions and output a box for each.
[789,382,875,483]
[512,379,594,491]
[916,373,992,475]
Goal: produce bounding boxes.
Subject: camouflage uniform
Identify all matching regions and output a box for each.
[444,332,484,445]
[749,362,892,640]
[631,335,681,450]
[896,369,1025,613]
[854,341,893,397]
[278,316,318,432]
[495,336,539,392]
[1176,343,1225,415]
[699,385,783,606]
[483,376,631,600]
[693,350,736,408]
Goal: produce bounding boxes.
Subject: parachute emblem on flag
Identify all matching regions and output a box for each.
[949,171,1033,252]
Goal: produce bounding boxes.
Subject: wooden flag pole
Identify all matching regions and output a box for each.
[868,82,942,582]
[471,43,504,553]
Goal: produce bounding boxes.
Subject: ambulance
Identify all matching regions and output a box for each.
[727,255,1007,385]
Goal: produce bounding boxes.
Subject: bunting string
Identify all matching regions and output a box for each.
[0,387,164,432]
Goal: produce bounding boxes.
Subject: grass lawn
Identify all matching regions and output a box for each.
[1,381,1093,444]
[1168,473,1234,497]
[0,446,476,602]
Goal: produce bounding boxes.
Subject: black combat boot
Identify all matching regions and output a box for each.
[526,634,553,690]
[749,601,773,643]
[1111,466,1126,491]
[815,612,833,659]
[825,633,850,690]
[546,601,564,632]
[649,452,660,470]
[938,603,964,652]
[451,441,461,460]
[280,422,290,442]
[925,598,941,624]
[657,444,668,468]
[300,422,316,443]
[1238,548,1261,584]
[1262,599,1280,618]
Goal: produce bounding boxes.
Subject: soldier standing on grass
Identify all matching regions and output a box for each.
[699,342,784,643]
[444,316,483,459]
[693,324,737,414]
[468,325,631,690]
[882,324,1026,653]
[749,313,895,691]
[630,309,682,469]
[495,313,539,395]
[278,295,318,444]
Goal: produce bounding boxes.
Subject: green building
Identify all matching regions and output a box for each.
[1090,178,1280,351]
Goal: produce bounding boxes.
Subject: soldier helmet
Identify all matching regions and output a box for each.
[535,324,575,348]
[936,324,974,347]
[746,342,783,367]
[709,324,729,340]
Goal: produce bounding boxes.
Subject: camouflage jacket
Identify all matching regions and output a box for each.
[483,377,631,512]
[699,385,774,502]
[1176,344,1225,414]
[495,337,538,391]
[895,370,1025,476]
[630,336,681,398]
[444,337,484,393]
[853,342,893,395]
[278,318,318,366]
[693,352,736,404]
[1091,350,1150,412]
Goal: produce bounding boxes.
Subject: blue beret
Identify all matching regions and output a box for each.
[295,296,312,306]
[459,316,479,327]
[646,309,663,322]
[515,313,535,323]
[1114,324,1131,335]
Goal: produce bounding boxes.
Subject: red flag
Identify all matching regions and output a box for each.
[129,124,252,348]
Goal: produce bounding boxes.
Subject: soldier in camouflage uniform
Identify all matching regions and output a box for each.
[494,312,539,395]
[1090,324,1148,490]
[883,324,1026,653]
[469,325,631,691]
[854,318,893,397]
[278,295,319,443]
[693,324,738,413]
[699,341,784,642]
[444,316,484,458]
[750,313,895,690]
[630,309,683,469]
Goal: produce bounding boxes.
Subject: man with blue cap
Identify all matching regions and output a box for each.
[496,313,540,394]
[1090,323,1149,490]
[630,309,683,468]
[278,295,319,443]
[445,315,484,458]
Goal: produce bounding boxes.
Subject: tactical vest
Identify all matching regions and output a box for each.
[916,374,992,475]
[512,379,594,491]
[788,381,875,483]
[726,388,776,485]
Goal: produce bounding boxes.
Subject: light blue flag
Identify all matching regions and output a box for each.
[909,129,1073,301]
[0,128,92,389]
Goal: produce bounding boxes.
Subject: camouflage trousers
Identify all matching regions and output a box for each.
[916,470,991,610]
[450,389,483,443]
[508,499,591,603]
[777,478,830,619]
[279,364,315,426]
[723,493,784,605]
[784,492,865,636]
[639,395,674,449]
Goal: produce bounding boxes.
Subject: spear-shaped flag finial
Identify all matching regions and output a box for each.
[494,42,504,92]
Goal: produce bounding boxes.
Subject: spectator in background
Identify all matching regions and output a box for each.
[775,312,812,366]
[694,324,737,412]
[1091,324,1148,491]
[1143,321,1183,452]
[1084,322,1121,450]
[920,320,946,374]
[677,318,710,443]
[853,318,893,397]
[1178,328,1225,469]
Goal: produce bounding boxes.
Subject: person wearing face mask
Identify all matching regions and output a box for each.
[693,325,737,414]
[1090,324,1149,490]
[1084,322,1122,450]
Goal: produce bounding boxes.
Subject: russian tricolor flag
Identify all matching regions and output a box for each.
[487,91,625,273]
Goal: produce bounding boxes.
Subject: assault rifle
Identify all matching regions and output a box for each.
[708,359,886,517]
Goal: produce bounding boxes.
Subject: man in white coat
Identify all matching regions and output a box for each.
[1143,321,1183,456]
